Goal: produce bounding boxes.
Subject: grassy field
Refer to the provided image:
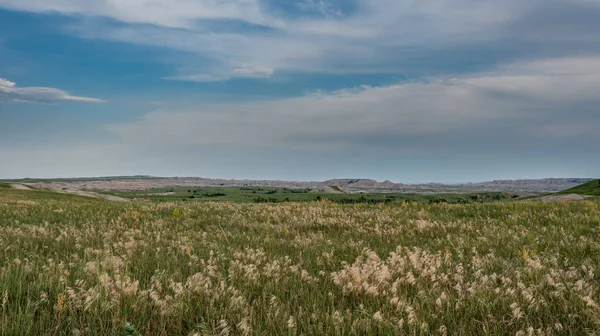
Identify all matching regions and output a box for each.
[1,188,600,335]
[101,186,517,205]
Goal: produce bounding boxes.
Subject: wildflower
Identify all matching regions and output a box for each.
[372,311,383,322]
[522,249,529,261]
[56,293,66,313]
[287,316,296,329]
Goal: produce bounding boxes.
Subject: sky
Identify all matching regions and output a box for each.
[0,0,599,183]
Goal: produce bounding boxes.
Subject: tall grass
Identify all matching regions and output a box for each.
[1,189,599,335]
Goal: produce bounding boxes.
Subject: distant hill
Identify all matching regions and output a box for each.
[10,176,594,194]
[0,175,155,183]
[558,179,600,196]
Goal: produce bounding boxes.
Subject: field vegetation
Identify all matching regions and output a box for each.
[1,188,600,335]
[102,186,516,205]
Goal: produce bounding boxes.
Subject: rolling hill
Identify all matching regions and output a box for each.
[558,179,600,196]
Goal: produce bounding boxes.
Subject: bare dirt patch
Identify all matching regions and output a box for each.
[9,183,34,190]
[308,186,343,194]
[540,194,587,202]
[33,183,129,202]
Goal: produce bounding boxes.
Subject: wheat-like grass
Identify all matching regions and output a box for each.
[0,190,599,334]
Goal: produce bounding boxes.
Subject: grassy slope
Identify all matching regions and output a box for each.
[558,179,600,196]
[1,188,600,335]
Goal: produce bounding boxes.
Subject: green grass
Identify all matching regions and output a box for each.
[558,179,600,196]
[1,188,599,335]
[100,186,517,205]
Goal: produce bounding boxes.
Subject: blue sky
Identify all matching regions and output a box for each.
[1,0,599,182]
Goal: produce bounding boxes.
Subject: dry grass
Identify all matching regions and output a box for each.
[1,189,600,335]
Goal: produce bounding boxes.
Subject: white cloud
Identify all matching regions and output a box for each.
[167,64,275,82]
[0,78,15,89]
[230,64,275,78]
[466,57,600,101]
[108,57,600,151]
[0,78,103,103]
[0,0,268,28]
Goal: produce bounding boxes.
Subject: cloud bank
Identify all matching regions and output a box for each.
[108,57,600,152]
[7,56,596,181]
[3,0,600,82]
[0,78,103,103]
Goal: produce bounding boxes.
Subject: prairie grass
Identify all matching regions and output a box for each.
[1,189,600,335]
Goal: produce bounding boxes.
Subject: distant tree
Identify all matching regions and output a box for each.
[202,192,226,197]
[253,196,279,203]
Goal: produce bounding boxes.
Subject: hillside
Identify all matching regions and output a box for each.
[558,179,600,196]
